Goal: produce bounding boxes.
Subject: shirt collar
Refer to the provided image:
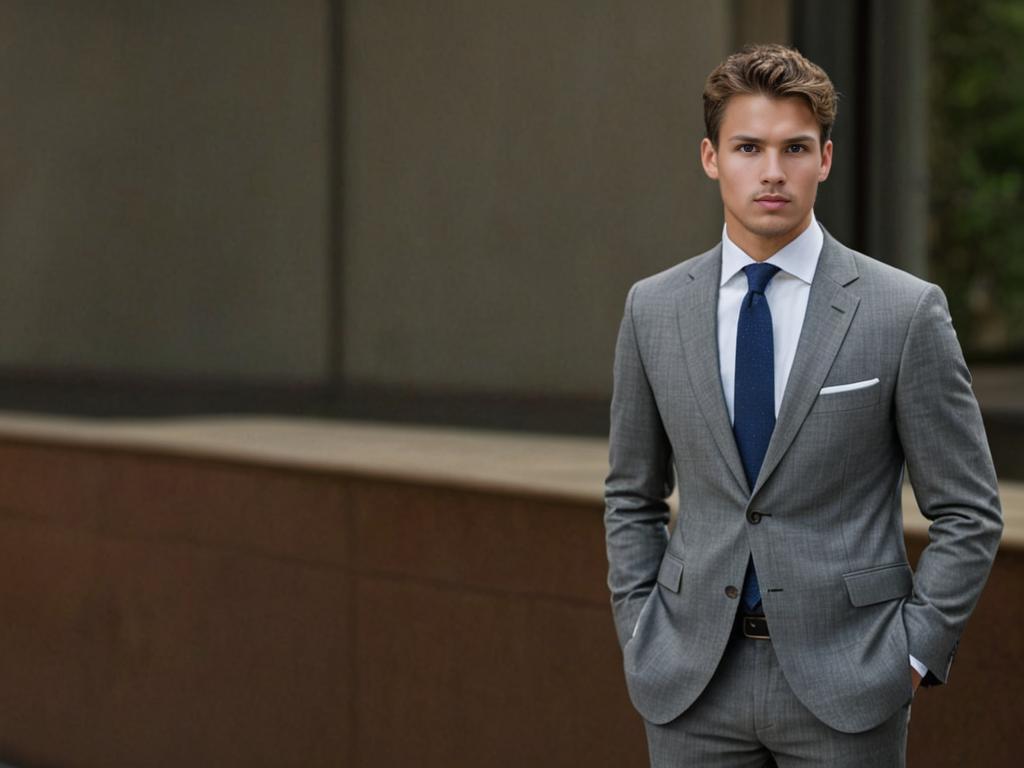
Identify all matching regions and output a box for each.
[719,212,822,287]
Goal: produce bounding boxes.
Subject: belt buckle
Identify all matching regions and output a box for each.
[742,615,770,640]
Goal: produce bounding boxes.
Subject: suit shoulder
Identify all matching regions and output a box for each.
[626,246,718,305]
[847,248,938,306]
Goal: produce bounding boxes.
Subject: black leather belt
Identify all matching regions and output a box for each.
[740,614,770,639]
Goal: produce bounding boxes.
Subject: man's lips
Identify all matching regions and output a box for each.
[755,196,789,210]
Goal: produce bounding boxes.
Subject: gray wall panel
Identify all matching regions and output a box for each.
[0,1,330,379]
[341,1,730,397]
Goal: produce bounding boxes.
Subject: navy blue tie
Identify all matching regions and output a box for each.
[734,263,780,611]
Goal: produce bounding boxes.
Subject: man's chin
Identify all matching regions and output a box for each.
[743,214,807,241]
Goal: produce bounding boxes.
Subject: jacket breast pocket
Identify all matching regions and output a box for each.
[843,562,913,606]
[814,380,881,413]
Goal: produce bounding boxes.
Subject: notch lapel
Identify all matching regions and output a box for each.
[751,232,861,498]
[675,247,750,496]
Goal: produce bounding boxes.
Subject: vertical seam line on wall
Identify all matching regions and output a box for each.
[854,0,871,253]
[328,0,346,399]
[345,480,359,768]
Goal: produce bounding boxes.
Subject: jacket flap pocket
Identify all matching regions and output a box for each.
[657,553,683,593]
[843,563,912,606]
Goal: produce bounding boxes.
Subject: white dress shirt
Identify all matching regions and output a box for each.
[717,213,821,424]
[715,211,928,682]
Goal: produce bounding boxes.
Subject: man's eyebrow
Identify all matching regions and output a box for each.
[726,134,818,144]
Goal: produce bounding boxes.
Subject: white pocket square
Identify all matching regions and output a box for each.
[819,378,879,395]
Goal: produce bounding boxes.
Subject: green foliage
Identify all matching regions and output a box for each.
[930,0,1024,357]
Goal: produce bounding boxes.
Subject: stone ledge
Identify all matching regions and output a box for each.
[0,411,1020,545]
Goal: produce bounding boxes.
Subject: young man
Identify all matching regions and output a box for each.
[603,45,1002,767]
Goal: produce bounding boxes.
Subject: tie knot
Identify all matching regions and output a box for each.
[743,263,781,294]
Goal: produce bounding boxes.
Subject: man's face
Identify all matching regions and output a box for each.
[700,94,832,258]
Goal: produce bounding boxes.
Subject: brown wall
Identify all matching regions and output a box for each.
[0,439,638,767]
[0,438,1015,766]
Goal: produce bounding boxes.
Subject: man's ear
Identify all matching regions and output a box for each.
[818,139,834,182]
[700,137,719,180]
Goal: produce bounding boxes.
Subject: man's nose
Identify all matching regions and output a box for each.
[761,151,785,185]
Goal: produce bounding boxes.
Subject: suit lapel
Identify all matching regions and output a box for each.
[751,230,861,498]
[675,246,750,495]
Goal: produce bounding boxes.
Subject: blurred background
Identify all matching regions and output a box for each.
[0,0,1021,460]
[0,1,1019,767]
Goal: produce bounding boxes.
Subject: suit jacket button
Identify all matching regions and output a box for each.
[747,510,762,524]
[725,585,739,599]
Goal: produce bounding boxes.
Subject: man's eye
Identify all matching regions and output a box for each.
[787,144,808,153]
[738,144,757,153]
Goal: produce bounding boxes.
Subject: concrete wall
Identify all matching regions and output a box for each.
[0,1,330,381]
[0,1,793,402]
[340,0,734,396]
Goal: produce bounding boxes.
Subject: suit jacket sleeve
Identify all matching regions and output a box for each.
[604,284,675,651]
[895,283,1003,685]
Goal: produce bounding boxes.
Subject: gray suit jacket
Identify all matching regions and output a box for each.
[604,229,1002,733]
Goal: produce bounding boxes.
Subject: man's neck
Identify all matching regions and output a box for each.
[725,213,813,262]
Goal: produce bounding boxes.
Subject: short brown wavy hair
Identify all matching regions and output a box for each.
[703,44,837,148]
